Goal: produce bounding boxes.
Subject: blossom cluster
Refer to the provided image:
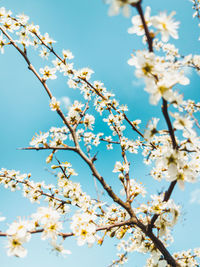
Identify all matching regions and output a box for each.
[0,2,200,267]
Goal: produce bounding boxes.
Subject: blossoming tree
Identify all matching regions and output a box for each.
[0,0,200,266]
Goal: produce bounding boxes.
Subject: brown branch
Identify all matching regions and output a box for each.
[81,78,148,141]
[74,100,90,131]
[107,107,131,202]
[135,2,153,52]
[78,134,120,145]
[10,15,158,150]
[123,113,157,149]
[55,156,71,180]
[0,219,133,238]
[1,17,180,266]
[132,3,180,265]
[151,99,179,227]
[131,219,180,267]
[149,181,177,230]
[100,138,120,144]
[162,99,178,150]
[17,19,153,145]
[133,0,179,224]
[147,96,178,232]
[108,252,128,267]
[0,26,138,223]
[123,113,144,138]
[0,174,70,205]
[75,147,136,219]
[144,228,181,267]
[18,145,77,152]
[0,26,77,144]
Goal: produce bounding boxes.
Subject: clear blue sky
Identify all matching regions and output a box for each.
[0,0,199,266]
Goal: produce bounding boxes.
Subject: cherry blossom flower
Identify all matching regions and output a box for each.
[40,66,57,80]
[84,114,95,130]
[7,236,29,258]
[151,11,180,42]
[50,97,60,111]
[113,161,129,173]
[39,47,49,59]
[144,118,159,141]
[30,131,49,148]
[62,49,74,60]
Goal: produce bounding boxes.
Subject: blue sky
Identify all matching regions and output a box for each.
[0,0,200,266]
